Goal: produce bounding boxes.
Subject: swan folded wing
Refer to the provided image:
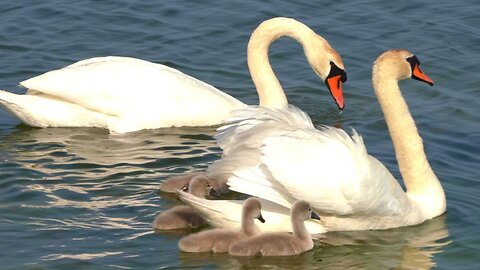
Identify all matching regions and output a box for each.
[228,165,296,209]
[216,105,313,156]
[215,106,318,208]
[20,57,239,119]
[177,191,245,227]
[209,145,295,209]
[65,56,150,68]
[260,126,406,216]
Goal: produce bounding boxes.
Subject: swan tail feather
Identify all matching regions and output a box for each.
[0,90,43,127]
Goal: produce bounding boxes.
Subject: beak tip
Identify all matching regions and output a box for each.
[210,189,220,198]
[258,215,266,223]
[310,211,321,221]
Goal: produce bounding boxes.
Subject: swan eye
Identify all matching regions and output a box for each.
[326,62,347,83]
[206,184,211,188]
[406,55,420,70]
[181,185,188,191]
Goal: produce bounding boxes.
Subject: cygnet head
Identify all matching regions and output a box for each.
[306,35,347,110]
[291,200,321,222]
[373,49,434,86]
[243,197,265,223]
[187,175,217,198]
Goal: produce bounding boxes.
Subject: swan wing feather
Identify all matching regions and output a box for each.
[260,125,406,216]
[220,107,407,217]
[20,56,241,118]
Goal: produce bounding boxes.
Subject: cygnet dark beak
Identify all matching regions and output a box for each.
[310,211,321,221]
[257,214,266,223]
[209,188,220,198]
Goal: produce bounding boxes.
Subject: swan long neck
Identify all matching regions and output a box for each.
[241,210,259,237]
[372,67,446,218]
[247,18,316,109]
[292,213,310,241]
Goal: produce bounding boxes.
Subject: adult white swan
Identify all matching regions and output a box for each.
[179,49,446,233]
[0,17,346,133]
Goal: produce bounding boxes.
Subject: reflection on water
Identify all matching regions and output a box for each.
[178,215,449,269]
[1,125,219,166]
[0,125,221,230]
[315,215,450,270]
[43,251,124,261]
[0,125,219,182]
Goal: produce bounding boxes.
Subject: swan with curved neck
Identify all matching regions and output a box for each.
[0,17,345,133]
[248,17,346,109]
[180,49,446,233]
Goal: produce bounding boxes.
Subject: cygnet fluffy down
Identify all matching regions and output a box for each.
[152,176,215,230]
[228,200,320,256]
[178,197,265,253]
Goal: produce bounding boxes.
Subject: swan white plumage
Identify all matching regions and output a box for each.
[180,49,446,233]
[178,191,326,235]
[0,17,346,133]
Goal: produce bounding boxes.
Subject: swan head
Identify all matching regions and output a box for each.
[307,36,347,110]
[374,49,434,86]
[243,197,265,223]
[291,200,321,221]
[188,175,217,198]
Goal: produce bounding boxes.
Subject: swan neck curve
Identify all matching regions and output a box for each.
[291,212,310,241]
[241,210,259,237]
[248,18,316,109]
[372,66,446,218]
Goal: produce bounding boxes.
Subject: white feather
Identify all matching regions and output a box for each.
[0,56,245,133]
[202,106,416,231]
[177,191,326,235]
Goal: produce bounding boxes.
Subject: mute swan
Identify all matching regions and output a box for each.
[178,197,264,253]
[0,17,346,133]
[229,200,320,256]
[152,175,215,230]
[181,49,446,233]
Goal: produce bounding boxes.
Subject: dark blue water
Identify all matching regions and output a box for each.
[0,1,479,269]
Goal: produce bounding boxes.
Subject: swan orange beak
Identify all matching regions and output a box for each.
[407,55,434,86]
[412,64,434,86]
[325,61,347,110]
[326,75,345,110]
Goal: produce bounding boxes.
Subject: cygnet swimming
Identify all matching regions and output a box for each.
[152,175,215,230]
[158,173,228,194]
[178,197,265,253]
[228,200,320,256]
